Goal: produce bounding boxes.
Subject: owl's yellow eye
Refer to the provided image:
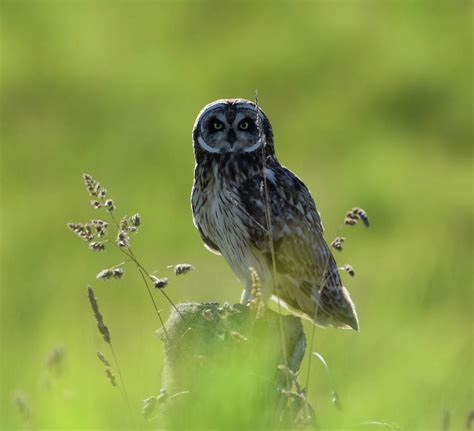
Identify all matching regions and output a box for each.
[239,121,249,130]
[212,120,224,131]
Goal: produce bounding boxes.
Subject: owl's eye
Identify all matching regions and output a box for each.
[238,120,250,131]
[211,120,224,131]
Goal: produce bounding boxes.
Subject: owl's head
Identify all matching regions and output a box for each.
[192,99,274,161]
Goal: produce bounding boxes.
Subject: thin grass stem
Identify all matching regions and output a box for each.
[109,343,131,413]
[255,93,291,398]
[137,268,170,342]
[304,220,346,398]
[126,249,186,322]
[107,222,175,336]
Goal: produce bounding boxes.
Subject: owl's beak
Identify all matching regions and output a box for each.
[227,129,236,146]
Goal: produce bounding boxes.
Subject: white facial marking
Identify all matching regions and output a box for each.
[198,135,222,153]
[242,138,263,153]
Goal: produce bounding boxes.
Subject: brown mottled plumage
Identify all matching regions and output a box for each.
[191,99,359,330]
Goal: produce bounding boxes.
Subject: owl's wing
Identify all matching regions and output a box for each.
[196,224,221,255]
[239,163,331,285]
[238,161,358,330]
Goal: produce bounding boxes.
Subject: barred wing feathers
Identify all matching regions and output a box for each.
[239,162,359,330]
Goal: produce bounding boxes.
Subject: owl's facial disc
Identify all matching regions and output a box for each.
[196,101,265,154]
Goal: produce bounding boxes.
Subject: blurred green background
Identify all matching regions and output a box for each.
[1,1,472,429]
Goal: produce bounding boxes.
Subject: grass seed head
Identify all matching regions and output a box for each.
[119,216,129,231]
[96,351,111,367]
[105,368,117,387]
[130,213,141,227]
[83,173,99,197]
[67,222,94,242]
[12,391,31,421]
[92,219,108,237]
[84,223,93,239]
[331,237,345,251]
[151,275,168,289]
[249,267,265,319]
[82,173,106,198]
[104,199,115,212]
[342,264,355,277]
[344,207,369,227]
[96,267,124,280]
[116,230,130,248]
[45,347,64,375]
[89,241,105,252]
[174,264,194,276]
[87,286,111,343]
[353,207,369,227]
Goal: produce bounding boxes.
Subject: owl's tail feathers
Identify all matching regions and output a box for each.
[333,287,359,331]
[318,286,359,331]
[272,282,359,331]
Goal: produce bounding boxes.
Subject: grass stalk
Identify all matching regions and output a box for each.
[255,93,291,399]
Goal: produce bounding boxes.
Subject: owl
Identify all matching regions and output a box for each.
[191,99,359,330]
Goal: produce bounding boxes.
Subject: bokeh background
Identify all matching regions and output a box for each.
[1,1,472,429]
